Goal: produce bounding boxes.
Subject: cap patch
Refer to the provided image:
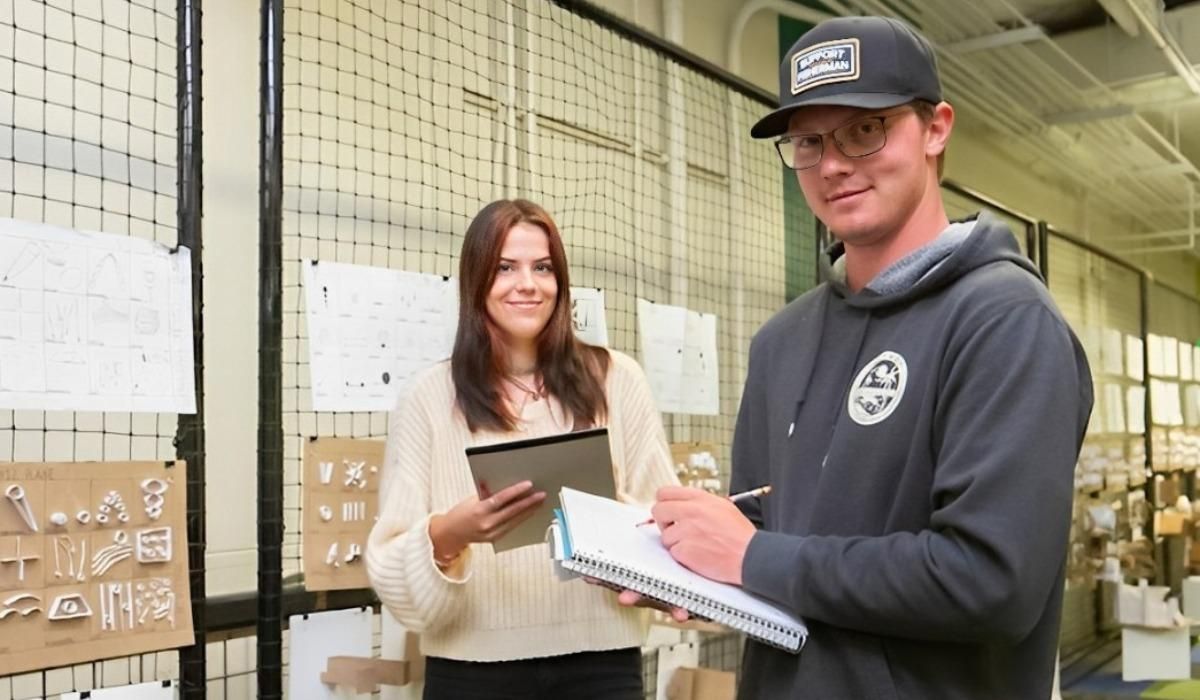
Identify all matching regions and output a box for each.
[791,38,860,95]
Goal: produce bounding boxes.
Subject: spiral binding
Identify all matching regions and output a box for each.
[567,551,806,653]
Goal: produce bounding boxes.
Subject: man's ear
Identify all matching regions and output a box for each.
[926,101,954,158]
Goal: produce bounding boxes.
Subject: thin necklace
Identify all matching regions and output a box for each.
[506,373,545,404]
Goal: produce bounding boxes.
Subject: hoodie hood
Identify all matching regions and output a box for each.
[821,210,1040,310]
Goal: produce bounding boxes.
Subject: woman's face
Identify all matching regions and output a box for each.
[485,222,558,350]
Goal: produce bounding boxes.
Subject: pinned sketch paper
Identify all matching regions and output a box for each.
[61,680,178,699]
[302,260,458,412]
[1148,334,1166,377]
[1127,386,1147,434]
[1126,335,1145,382]
[655,642,699,700]
[682,311,719,415]
[570,288,609,347]
[1100,328,1124,376]
[1185,386,1200,428]
[636,299,719,416]
[1162,336,1179,378]
[0,218,196,413]
[1151,380,1184,427]
[1103,384,1126,434]
[288,607,373,700]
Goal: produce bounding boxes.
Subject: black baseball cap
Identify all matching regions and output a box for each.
[750,16,942,139]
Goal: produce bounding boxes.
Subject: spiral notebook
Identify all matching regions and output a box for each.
[549,487,808,653]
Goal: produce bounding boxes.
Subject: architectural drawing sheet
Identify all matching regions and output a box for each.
[303,257,613,412]
[570,288,609,347]
[636,299,719,415]
[303,260,458,413]
[0,219,195,413]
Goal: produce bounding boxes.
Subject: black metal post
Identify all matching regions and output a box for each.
[1025,222,1038,270]
[814,219,828,284]
[1139,272,1155,544]
[175,0,206,694]
[258,0,285,694]
[1036,221,1050,284]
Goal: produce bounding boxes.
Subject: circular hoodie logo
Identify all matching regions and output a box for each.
[848,351,908,426]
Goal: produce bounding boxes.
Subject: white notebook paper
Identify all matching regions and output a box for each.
[550,487,808,652]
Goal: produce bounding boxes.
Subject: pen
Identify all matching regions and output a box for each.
[636,485,772,527]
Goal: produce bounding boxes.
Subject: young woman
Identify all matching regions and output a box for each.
[366,199,678,699]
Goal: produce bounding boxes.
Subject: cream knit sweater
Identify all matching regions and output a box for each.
[366,350,679,662]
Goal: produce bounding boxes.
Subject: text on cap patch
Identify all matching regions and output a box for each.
[791,38,860,95]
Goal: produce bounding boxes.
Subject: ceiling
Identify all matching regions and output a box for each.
[807,0,1200,257]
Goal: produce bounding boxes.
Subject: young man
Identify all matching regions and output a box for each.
[643,16,1094,699]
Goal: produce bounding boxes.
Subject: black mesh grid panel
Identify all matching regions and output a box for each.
[1047,234,1147,656]
[275,0,809,584]
[0,0,184,696]
[262,0,812,694]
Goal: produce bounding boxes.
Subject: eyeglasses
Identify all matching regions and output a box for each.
[774,108,912,170]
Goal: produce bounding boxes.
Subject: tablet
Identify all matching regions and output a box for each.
[466,427,616,552]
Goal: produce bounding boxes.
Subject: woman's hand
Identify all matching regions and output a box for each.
[429,480,546,562]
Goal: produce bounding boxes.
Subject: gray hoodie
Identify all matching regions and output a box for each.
[730,212,1093,699]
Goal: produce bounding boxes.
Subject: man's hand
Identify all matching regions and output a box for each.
[652,486,757,585]
[585,576,690,622]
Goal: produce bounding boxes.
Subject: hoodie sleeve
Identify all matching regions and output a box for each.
[740,301,1092,643]
[366,374,473,633]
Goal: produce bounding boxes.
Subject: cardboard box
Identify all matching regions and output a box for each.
[666,667,736,700]
[1155,510,1188,535]
[1156,477,1181,507]
[1115,580,1185,628]
[1122,626,1192,681]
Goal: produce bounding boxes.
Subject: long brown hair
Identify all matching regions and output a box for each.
[451,199,610,433]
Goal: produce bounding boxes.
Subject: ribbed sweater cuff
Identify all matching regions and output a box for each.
[371,513,473,630]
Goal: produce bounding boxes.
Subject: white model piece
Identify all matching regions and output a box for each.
[0,592,42,619]
[0,536,40,582]
[344,460,367,489]
[92,531,132,577]
[98,582,131,631]
[318,505,333,522]
[134,578,176,628]
[47,593,93,621]
[344,543,363,563]
[76,510,91,524]
[49,511,68,527]
[135,527,172,563]
[318,460,334,484]
[53,536,87,582]
[325,542,340,568]
[141,478,168,520]
[5,484,39,532]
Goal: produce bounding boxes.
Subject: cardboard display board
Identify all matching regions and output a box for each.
[0,460,192,675]
[303,438,385,591]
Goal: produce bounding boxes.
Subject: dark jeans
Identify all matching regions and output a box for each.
[423,647,644,700]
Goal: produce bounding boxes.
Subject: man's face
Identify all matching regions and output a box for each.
[785,104,937,248]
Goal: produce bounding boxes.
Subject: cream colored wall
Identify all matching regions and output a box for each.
[201,0,260,595]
